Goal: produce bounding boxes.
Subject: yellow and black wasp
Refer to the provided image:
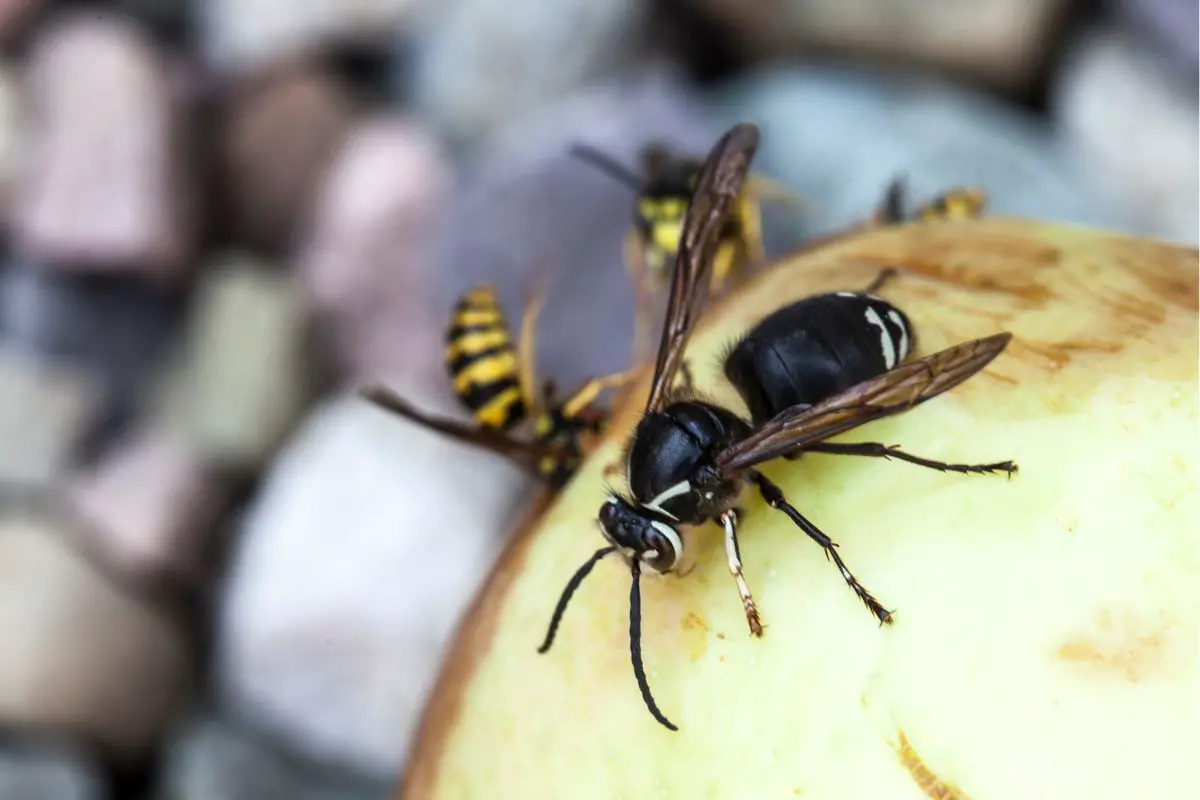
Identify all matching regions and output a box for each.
[361,279,628,490]
[799,175,989,258]
[568,140,802,364]
[870,175,988,226]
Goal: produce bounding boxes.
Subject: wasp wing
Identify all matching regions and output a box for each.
[359,385,570,469]
[715,332,1013,476]
[644,122,761,413]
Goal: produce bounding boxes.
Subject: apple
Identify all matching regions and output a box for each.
[399,219,1198,800]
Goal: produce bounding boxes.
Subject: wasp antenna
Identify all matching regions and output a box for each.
[537,546,617,654]
[568,143,643,192]
[629,559,679,731]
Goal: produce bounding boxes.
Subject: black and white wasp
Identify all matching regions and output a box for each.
[535,121,1018,731]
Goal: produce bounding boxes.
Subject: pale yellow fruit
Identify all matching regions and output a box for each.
[400,219,1199,800]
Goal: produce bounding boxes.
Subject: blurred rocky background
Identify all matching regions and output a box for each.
[0,0,1193,797]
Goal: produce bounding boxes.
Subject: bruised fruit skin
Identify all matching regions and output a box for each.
[399,219,1199,800]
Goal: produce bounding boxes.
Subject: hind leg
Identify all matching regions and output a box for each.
[862,267,898,295]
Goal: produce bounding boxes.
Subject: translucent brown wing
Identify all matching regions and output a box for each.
[644,122,761,413]
[359,385,570,468]
[715,332,1013,476]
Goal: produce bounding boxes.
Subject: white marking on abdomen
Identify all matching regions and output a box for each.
[887,309,910,361]
[836,291,857,298]
[864,306,896,369]
[642,480,692,520]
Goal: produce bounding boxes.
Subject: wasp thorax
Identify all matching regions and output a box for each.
[598,496,683,574]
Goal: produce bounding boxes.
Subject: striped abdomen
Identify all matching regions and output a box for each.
[444,285,527,431]
[916,188,987,222]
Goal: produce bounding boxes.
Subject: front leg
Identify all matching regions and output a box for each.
[718,509,763,637]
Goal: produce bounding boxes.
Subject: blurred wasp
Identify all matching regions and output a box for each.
[536,122,1016,730]
[871,175,988,225]
[799,175,988,256]
[568,139,802,365]
[361,279,628,489]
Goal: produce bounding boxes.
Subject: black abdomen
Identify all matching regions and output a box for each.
[723,292,914,425]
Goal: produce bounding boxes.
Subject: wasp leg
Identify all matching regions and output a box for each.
[625,231,660,367]
[720,509,763,637]
[862,267,898,295]
[806,442,1017,478]
[359,385,558,470]
[746,174,808,210]
[517,273,551,411]
[677,360,695,392]
[748,471,893,625]
[559,370,634,420]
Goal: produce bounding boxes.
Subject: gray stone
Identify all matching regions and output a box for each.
[159,713,391,800]
[408,0,649,146]
[171,254,314,473]
[703,65,1132,241]
[0,742,104,800]
[0,342,101,492]
[297,114,453,384]
[215,386,532,777]
[11,10,196,281]
[1112,0,1199,78]
[0,511,193,764]
[1052,25,1199,245]
[202,0,419,71]
[0,264,187,444]
[430,65,716,393]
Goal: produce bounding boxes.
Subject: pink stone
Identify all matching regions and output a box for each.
[63,426,230,592]
[11,11,196,281]
[297,115,452,383]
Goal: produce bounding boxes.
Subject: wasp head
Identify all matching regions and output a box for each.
[598,495,682,574]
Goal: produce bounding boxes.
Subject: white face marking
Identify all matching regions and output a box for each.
[887,309,910,361]
[642,480,692,521]
[863,305,896,369]
[836,291,857,298]
[647,521,683,572]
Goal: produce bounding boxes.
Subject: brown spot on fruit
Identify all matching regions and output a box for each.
[680,611,710,662]
[894,731,973,800]
[1007,337,1124,371]
[1054,610,1187,683]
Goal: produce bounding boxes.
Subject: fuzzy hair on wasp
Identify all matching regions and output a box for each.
[567,137,803,367]
[360,273,630,490]
[536,121,1018,732]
